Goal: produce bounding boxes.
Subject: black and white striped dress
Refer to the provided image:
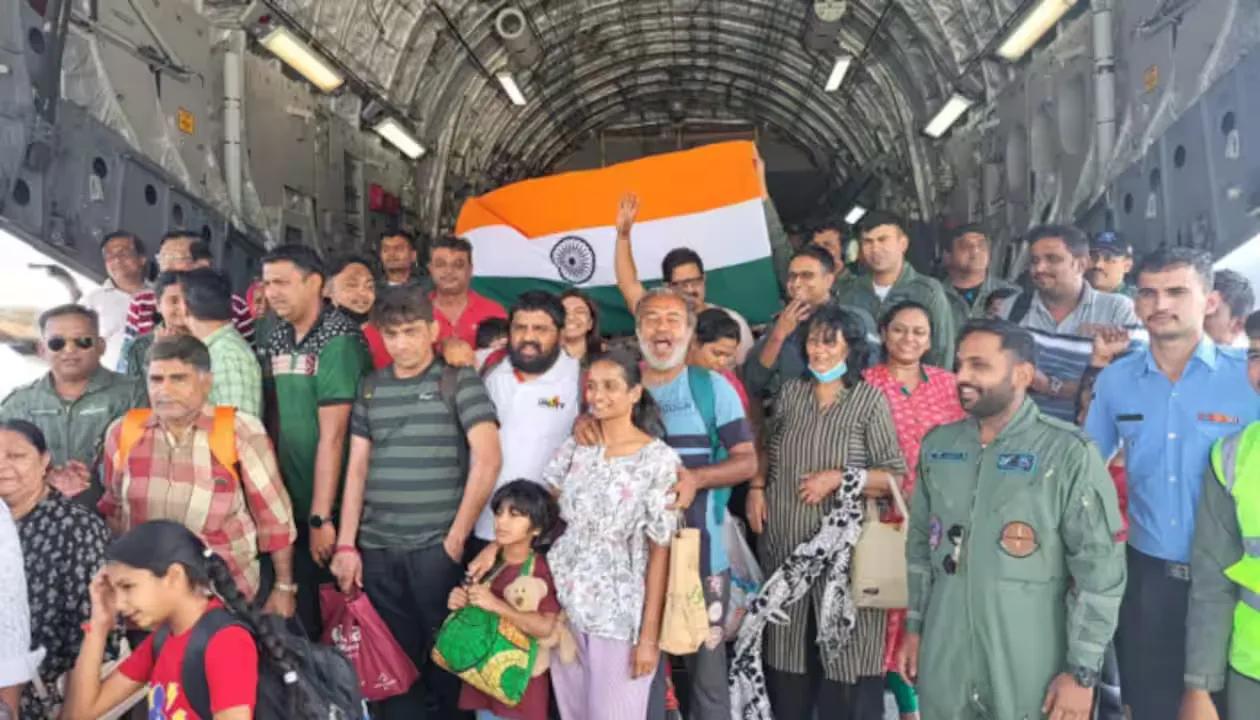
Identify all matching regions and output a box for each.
[759,378,907,682]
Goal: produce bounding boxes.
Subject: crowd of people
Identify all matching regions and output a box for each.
[0,180,1255,720]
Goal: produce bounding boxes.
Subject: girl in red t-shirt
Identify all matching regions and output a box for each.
[61,521,271,720]
[449,480,561,720]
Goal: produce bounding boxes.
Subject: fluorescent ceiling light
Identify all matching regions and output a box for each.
[373,117,426,159]
[824,55,853,93]
[496,71,527,106]
[844,205,867,225]
[996,0,1078,61]
[260,26,344,92]
[924,93,974,138]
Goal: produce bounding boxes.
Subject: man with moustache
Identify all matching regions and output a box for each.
[941,223,1016,331]
[996,225,1141,423]
[1085,248,1260,720]
[898,319,1125,720]
[474,291,580,555]
[428,235,506,368]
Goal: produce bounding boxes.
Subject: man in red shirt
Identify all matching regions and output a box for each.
[429,235,506,367]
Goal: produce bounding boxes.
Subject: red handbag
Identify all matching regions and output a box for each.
[320,584,420,701]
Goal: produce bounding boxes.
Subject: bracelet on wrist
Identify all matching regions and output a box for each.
[333,545,358,556]
[273,583,298,594]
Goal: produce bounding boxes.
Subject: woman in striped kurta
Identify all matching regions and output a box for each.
[756,304,906,720]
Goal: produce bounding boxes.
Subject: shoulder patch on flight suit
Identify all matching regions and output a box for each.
[928,450,967,462]
[996,452,1036,473]
[999,521,1039,558]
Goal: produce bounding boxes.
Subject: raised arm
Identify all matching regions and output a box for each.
[614,193,647,314]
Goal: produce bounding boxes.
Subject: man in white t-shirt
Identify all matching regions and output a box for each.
[476,290,581,544]
[81,231,148,371]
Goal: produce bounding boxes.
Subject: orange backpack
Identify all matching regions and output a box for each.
[113,407,239,484]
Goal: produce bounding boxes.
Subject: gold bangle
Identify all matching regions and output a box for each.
[273,582,298,594]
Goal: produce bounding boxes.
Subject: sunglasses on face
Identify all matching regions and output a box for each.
[47,336,95,352]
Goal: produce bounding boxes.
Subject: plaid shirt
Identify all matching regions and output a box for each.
[98,406,296,598]
[205,324,263,419]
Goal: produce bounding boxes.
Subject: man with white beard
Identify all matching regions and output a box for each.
[626,287,757,720]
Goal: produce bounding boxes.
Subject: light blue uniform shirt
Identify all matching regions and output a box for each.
[1084,337,1259,563]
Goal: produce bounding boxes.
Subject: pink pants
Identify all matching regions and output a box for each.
[550,631,656,720]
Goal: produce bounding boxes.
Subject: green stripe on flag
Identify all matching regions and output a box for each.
[473,257,782,335]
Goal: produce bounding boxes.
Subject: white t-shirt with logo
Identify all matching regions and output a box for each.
[476,350,582,540]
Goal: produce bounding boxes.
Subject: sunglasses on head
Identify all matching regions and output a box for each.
[47,336,95,352]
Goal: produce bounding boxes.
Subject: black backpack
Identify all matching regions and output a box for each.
[152,608,365,719]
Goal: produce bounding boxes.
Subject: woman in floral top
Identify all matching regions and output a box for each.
[542,351,678,720]
[862,301,965,720]
[0,420,111,718]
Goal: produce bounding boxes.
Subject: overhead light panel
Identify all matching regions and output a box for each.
[259,26,344,92]
[373,117,426,160]
[844,205,868,225]
[496,71,527,106]
[824,55,853,93]
[924,93,974,138]
[996,0,1078,61]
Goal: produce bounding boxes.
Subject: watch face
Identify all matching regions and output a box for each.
[309,515,323,528]
[813,0,848,22]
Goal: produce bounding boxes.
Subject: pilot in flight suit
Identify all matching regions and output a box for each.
[905,394,1126,718]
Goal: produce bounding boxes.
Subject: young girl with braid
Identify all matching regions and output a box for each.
[61,521,298,720]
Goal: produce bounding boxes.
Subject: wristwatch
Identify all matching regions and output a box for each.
[1070,666,1099,689]
[308,514,333,529]
[1048,376,1065,396]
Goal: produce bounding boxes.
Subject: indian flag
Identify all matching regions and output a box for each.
[456,141,780,334]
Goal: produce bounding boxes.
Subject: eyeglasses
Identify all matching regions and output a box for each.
[47,336,95,352]
[668,277,705,292]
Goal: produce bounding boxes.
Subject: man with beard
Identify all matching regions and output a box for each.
[898,319,1125,720]
[614,194,756,364]
[995,225,1141,423]
[744,246,878,403]
[1084,248,1260,720]
[474,291,580,554]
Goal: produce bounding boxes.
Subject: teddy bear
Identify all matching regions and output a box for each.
[502,574,577,676]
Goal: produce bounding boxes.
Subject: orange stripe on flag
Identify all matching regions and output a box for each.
[455,141,761,238]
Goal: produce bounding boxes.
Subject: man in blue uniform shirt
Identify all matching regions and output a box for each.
[1085,247,1260,720]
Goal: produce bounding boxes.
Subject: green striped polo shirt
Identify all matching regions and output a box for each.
[350,360,497,550]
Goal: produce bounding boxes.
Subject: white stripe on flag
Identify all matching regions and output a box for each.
[463,197,770,287]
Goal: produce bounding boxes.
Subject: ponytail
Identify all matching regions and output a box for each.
[106,521,316,717]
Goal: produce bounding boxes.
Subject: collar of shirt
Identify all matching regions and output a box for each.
[1139,334,1220,377]
[37,365,119,398]
[203,323,238,348]
[959,397,1039,445]
[1030,282,1098,332]
[140,405,218,447]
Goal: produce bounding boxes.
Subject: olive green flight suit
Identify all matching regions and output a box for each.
[906,398,1126,719]
[833,263,956,369]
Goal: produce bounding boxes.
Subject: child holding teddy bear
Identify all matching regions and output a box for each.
[448,480,563,720]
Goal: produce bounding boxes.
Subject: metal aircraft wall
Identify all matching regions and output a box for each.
[0,0,418,290]
[936,0,1260,279]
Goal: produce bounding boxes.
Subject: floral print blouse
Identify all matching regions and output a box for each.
[543,437,679,643]
[18,491,111,718]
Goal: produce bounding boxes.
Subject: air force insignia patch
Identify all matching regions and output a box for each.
[996,453,1036,473]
